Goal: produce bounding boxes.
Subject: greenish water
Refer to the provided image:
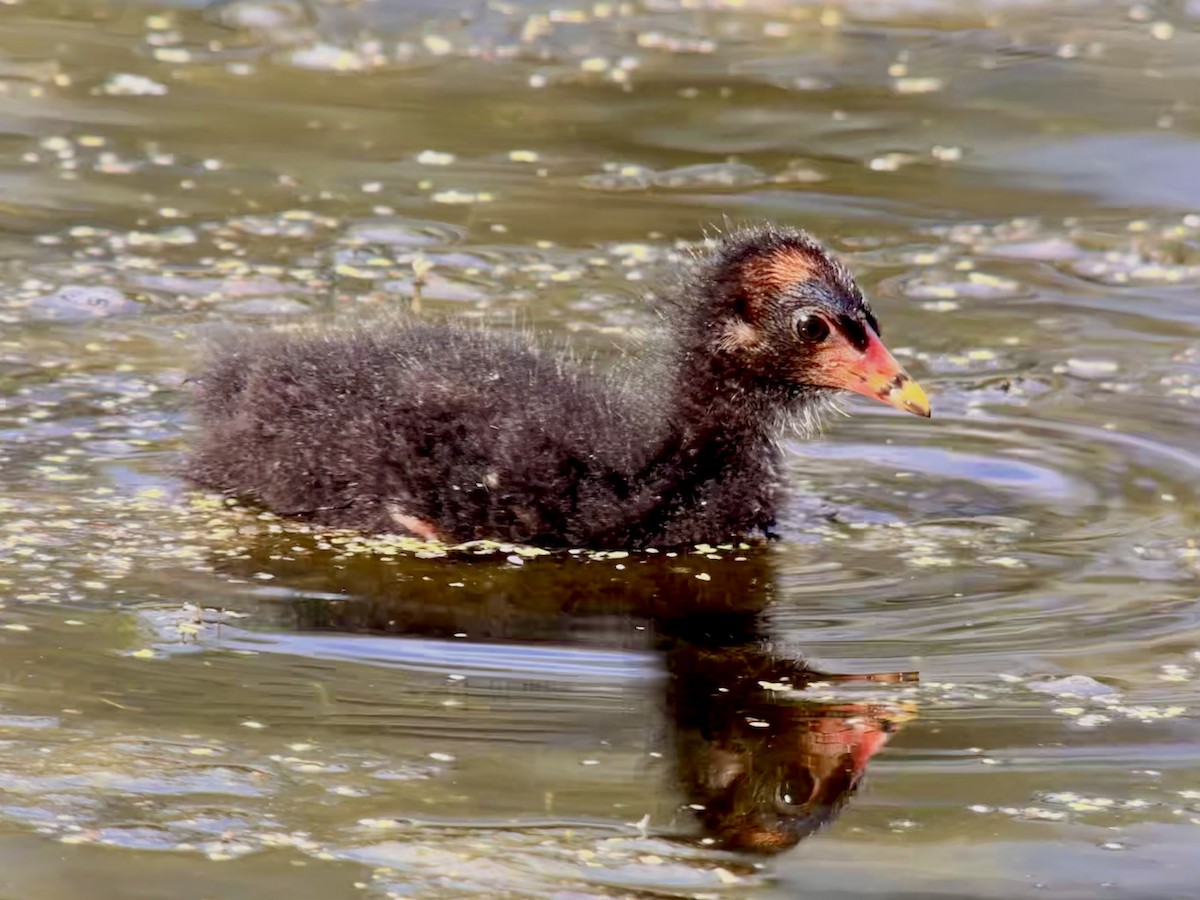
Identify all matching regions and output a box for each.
[2,0,1200,897]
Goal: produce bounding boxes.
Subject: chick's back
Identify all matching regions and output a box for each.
[187,323,650,544]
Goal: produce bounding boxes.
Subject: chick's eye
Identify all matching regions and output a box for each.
[795,314,830,343]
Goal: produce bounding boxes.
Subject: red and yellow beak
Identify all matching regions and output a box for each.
[814,325,931,417]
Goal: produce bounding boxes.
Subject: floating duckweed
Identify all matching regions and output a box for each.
[422,35,453,55]
[1150,21,1175,40]
[416,150,456,166]
[868,152,917,172]
[907,554,954,568]
[288,44,376,72]
[430,190,493,204]
[153,47,192,64]
[102,73,168,96]
[893,76,943,94]
[1058,358,1120,379]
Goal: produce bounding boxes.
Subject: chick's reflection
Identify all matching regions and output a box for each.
[670,645,911,854]
[214,537,915,854]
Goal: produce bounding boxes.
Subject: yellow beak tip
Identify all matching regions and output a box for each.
[888,380,931,418]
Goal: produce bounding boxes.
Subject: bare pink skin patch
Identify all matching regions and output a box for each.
[761,246,821,291]
[737,245,826,314]
[386,505,441,542]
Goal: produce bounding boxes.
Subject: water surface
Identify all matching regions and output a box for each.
[2,0,1200,897]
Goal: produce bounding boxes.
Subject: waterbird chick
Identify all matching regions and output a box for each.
[186,224,930,548]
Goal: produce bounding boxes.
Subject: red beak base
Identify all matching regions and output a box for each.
[819,327,931,417]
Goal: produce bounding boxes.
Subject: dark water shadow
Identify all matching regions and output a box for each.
[215,540,917,855]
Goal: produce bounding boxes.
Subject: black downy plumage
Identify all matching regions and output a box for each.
[186,225,930,548]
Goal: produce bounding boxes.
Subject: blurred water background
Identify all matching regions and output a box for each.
[2,0,1200,897]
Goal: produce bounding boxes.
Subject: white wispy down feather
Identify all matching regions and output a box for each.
[779,390,847,440]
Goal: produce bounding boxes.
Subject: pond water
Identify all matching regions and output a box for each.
[2,0,1200,897]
